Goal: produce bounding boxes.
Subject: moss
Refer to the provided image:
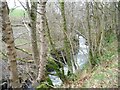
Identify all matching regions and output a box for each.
[36,83,49,90]
[36,76,53,90]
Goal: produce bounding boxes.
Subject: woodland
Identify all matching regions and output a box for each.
[0,0,120,89]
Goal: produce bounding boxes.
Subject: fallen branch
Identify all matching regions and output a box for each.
[15,47,32,56]
[11,24,24,27]
[1,51,7,57]
[16,58,34,63]
[1,51,33,63]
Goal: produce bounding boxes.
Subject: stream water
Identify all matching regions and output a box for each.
[49,36,89,86]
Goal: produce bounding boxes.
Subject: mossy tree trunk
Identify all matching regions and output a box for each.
[59,0,73,74]
[26,0,40,67]
[86,2,93,68]
[93,2,104,62]
[117,1,120,66]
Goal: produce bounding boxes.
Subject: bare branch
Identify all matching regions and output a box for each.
[18,0,27,10]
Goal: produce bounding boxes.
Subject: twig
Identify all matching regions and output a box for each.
[15,47,32,56]
[11,24,24,27]
[48,54,65,65]
[44,82,54,88]
[15,42,31,47]
[22,20,31,37]
[18,0,27,11]
[14,32,30,40]
[61,50,67,65]
[1,51,7,57]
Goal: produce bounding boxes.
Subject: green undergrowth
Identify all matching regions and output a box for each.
[82,55,118,88]
[70,33,118,88]
[81,36,118,88]
[36,33,118,88]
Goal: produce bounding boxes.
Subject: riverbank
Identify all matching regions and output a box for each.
[61,39,118,88]
[74,54,118,88]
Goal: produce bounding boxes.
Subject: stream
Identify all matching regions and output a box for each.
[49,35,89,87]
[0,35,89,88]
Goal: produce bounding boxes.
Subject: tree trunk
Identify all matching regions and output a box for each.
[59,0,73,73]
[30,1,40,67]
[26,0,40,67]
[1,1,20,88]
[37,0,47,82]
[94,2,104,56]
[86,2,93,68]
[117,2,120,71]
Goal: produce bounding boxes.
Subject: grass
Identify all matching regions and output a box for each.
[81,39,118,88]
[10,9,27,18]
[82,57,118,88]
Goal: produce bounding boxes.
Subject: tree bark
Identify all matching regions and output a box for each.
[0,1,20,88]
[37,0,47,82]
[117,2,120,79]
[26,0,40,67]
[117,2,120,44]
[86,2,93,68]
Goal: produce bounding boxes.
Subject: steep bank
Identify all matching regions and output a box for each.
[64,40,118,88]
